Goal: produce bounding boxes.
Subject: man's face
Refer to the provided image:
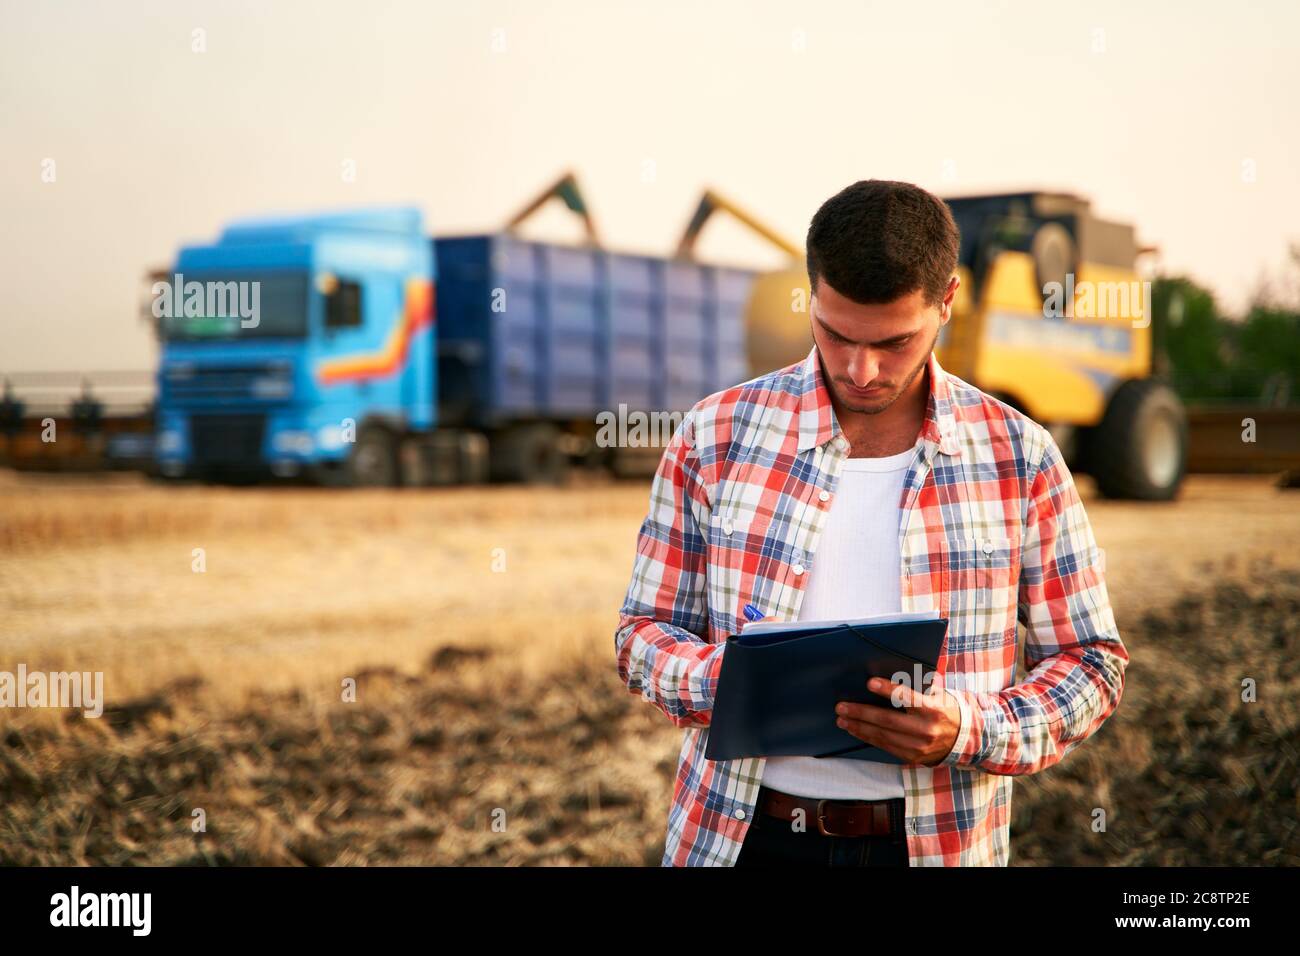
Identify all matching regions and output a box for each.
[809,276,956,415]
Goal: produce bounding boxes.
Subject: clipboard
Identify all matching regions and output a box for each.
[703,615,949,764]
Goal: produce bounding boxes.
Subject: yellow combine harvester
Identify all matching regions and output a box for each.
[677,188,1188,500]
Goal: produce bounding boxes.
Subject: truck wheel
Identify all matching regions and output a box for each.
[1083,379,1187,500]
[346,425,400,487]
[489,423,567,484]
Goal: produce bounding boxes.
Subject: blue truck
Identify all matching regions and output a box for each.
[153,206,758,485]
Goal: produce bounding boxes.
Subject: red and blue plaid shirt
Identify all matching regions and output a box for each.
[615,345,1128,866]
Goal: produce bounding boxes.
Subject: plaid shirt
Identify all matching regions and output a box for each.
[615,345,1128,866]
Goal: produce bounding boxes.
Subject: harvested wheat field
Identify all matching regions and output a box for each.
[0,471,1297,865]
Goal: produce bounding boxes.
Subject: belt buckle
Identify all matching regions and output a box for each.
[815,799,852,837]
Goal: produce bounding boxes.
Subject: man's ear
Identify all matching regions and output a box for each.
[940,274,960,322]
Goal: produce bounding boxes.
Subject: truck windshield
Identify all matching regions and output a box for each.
[159,272,309,340]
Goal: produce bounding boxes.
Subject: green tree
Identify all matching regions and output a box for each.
[1153,257,1300,405]
[1235,244,1300,404]
[1152,276,1231,401]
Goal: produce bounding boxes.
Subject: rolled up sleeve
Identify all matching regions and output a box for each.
[614,408,724,729]
[940,429,1128,774]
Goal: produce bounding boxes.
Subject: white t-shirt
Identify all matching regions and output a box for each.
[759,443,917,800]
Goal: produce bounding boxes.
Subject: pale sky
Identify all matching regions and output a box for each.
[3,0,1297,374]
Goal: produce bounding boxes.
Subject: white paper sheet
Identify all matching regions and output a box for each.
[740,607,940,636]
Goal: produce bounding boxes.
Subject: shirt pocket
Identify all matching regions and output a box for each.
[705,510,757,638]
[939,532,1021,659]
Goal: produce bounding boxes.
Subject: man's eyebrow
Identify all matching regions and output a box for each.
[813,310,919,347]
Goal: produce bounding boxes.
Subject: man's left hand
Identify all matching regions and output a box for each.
[835,676,961,766]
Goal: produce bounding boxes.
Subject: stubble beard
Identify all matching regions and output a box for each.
[833,328,939,416]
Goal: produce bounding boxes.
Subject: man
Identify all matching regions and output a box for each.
[614,179,1128,867]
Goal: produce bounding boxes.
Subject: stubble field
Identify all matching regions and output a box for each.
[1,471,1296,865]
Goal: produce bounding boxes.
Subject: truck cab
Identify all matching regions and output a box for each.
[153,208,434,484]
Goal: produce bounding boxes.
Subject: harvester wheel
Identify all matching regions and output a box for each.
[1083,379,1187,501]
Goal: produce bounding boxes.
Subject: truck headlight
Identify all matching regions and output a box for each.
[251,377,293,399]
[316,424,347,451]
[158,429,183,454]
[272,430,314,455]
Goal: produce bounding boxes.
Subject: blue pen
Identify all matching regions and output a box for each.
[743,603,765,622]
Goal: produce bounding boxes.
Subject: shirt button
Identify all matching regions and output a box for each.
[982,540,993,555]
[906,819,917,834]
[818,490,830,502]
[722,519,733,535]
[792,564,805,576]
[833,436,848,451]
[734,809,747,820]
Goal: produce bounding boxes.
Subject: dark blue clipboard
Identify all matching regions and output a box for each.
[703,617,949,764]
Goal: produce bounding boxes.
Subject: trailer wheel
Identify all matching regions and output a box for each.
[489,423,567,484]
[1083,379,1187,501]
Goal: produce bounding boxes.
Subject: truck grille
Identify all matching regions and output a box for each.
[189,414,266,465]
[163,363,293,404]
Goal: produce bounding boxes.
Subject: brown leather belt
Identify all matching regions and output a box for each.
[756,785,901,838]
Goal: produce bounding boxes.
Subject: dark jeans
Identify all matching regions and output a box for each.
[734,797,910,867]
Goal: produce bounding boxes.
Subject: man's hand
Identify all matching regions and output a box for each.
[835,676,961,767]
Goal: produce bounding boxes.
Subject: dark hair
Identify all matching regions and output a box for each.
[806,179,959,307]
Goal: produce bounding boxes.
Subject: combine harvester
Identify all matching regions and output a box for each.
[687,189,1194,500]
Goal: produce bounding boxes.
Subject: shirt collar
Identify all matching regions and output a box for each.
[796,345,962,458]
